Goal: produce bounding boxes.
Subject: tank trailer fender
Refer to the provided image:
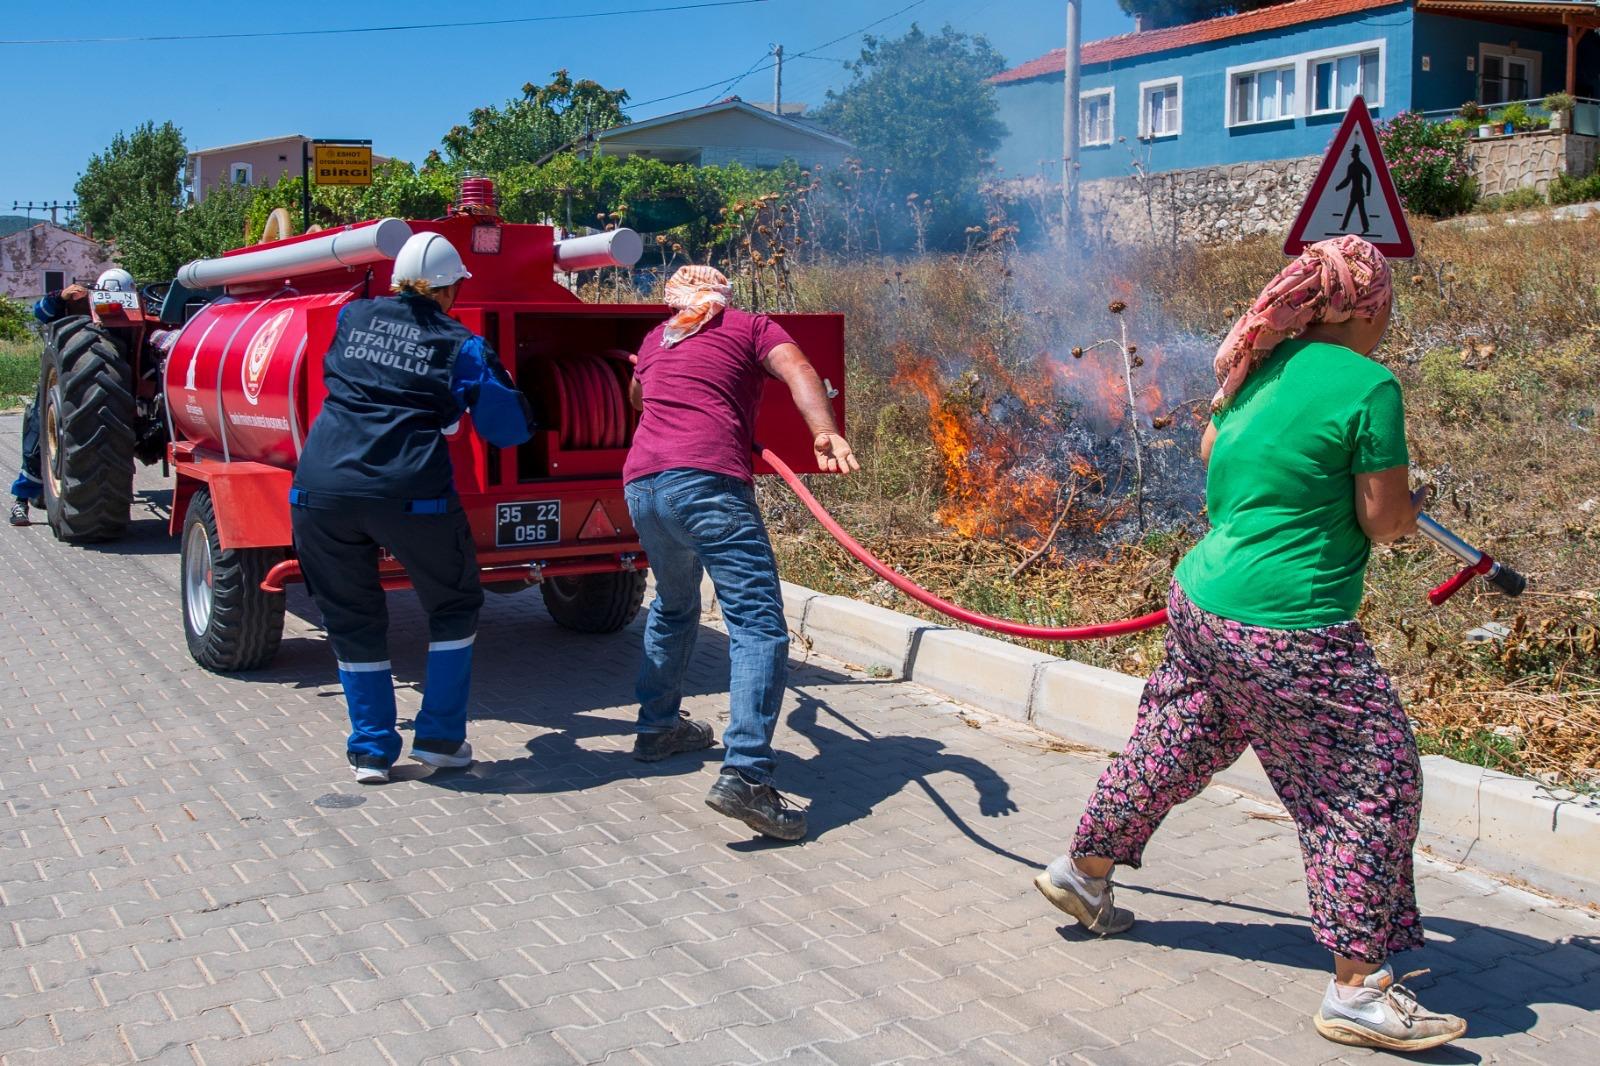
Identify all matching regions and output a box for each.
[169,454,295,551]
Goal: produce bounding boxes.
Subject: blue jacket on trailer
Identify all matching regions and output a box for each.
[292,293,535,504]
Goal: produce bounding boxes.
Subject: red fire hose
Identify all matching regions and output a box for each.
[756,449,1527,641]
[759,446,1170,640]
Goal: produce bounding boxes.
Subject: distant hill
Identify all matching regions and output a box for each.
[0,216,41,239]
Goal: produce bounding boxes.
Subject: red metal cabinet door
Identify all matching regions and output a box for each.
[755,313,846,476]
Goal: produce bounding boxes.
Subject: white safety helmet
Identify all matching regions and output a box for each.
[96,268,135,292]
[392,232,471,290]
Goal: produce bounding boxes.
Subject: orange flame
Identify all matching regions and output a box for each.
[892,343,1105,549]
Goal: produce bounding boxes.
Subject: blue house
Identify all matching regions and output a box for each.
[991,0,1599,184]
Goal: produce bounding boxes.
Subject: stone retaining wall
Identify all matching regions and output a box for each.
[1470,130,1599,196]
[1078,156,1320,245]
[1067,131,1599,243]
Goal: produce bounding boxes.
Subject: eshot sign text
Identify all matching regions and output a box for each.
[313,144,373,187]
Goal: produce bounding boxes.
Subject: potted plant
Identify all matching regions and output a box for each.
[1460,100,1493,138]
[1545,92,1577,132]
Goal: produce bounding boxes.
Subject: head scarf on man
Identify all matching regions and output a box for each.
[662,265,733,348]
[1210,234,1393,411]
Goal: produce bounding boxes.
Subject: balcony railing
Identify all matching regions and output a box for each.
[1418,97,1600,138]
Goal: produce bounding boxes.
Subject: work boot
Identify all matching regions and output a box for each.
[8,499,28,526]
[412,738,473,769]
[705,767,807,841]
[1315,966,1467,1052]
[1034,855,1135,936]
[349,756,391,785]
[633,715,715,762]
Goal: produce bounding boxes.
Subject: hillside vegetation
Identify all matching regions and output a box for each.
[762,218,1600,786]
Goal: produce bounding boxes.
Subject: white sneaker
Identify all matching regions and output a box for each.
[1316,965,1467,1052]
[411,739,473,768]
[350,762,390,784]
[1034,856,1134,936]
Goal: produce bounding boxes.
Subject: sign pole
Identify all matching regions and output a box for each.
[301,140,311,235]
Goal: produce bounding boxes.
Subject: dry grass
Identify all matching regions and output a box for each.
[765,218,1600,786]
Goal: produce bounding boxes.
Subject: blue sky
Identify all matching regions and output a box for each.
[0,1,1131,209]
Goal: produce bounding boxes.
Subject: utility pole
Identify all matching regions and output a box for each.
[773,44,784,115]
[1062,1,1082,243]
[11,200,78,225]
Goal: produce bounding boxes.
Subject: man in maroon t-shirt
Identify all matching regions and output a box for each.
[624,266,857,842]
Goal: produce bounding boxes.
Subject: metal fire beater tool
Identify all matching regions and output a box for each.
[1417,513,1526,605]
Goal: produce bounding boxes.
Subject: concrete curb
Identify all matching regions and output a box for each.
[768,581,1600,906]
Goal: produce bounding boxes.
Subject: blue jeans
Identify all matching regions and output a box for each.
[625,469,789,785]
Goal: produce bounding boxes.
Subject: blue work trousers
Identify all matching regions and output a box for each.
[625,469,789,785]
[292,499,482,766]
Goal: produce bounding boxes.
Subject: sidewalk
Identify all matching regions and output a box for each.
[2,414,1597,1065]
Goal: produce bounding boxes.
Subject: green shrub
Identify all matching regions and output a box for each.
[1476,187,1547,213]
[1418,348,1504,422]
[0,296,32,342]
[1376,111,1476,217]
[0,339,39,408]
[1549,171,1600,206]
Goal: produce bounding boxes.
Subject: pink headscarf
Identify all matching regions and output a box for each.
[1211,235,1393,411]
[662,265,733,347]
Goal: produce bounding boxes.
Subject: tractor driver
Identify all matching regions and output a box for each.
[290,233,536,784]
[9,278,101,526]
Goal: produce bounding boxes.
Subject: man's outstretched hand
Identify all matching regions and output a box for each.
[814,433,860,474]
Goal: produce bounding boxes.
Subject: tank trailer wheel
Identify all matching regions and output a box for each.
[181,489,288,671]
[38,318,137,543]
[540,571,647,634]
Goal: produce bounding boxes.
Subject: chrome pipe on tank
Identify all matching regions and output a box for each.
[177,218,414,290]
[553,228,644,272]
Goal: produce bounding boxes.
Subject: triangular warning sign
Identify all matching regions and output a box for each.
[1284,96,1414,259]
[577,501,620,541]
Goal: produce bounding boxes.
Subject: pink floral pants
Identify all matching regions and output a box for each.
[1072,583,1425,963]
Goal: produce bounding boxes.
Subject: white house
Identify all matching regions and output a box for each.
[590,99,853,169]
[0,222,118,302]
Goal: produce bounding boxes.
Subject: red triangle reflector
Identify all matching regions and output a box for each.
[578,501,620,541]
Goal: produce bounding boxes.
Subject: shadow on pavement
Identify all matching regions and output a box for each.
[1053,898,1599,1054]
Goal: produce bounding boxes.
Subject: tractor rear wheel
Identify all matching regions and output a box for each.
[39,318,136,543]
[540,571,647,634]
[181,489,288,671]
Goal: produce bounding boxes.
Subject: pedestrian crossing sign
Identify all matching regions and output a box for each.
[1283,96,1414,259]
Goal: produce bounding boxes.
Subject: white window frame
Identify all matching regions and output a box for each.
[229,161,253,186]
[1138,77,1183,139]
[1225,59,1298,127]
[1478,43,1540,104]
[1303,39,1386,116]
[1080,87,1115,146]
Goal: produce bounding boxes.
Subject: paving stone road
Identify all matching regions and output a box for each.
[2,411,1598,1066]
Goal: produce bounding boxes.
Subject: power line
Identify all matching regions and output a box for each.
[791,0,928,58]
[633,0,929,111]
[0,0,769,46]
[705,50,779,106]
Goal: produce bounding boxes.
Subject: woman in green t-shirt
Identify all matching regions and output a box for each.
[1035,237,1467,1053]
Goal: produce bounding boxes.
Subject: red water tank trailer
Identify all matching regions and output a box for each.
[164,193,845,672]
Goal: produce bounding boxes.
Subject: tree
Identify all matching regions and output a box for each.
[436,70,630,172]
[1116,1,1282,31]
[74,121,186,240]
[813,24,1008,249]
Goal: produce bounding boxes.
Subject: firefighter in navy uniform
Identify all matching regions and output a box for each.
[10,280,94,526]
[291,233,535,784]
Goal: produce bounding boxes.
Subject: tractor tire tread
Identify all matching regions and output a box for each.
[42,324,136,543]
